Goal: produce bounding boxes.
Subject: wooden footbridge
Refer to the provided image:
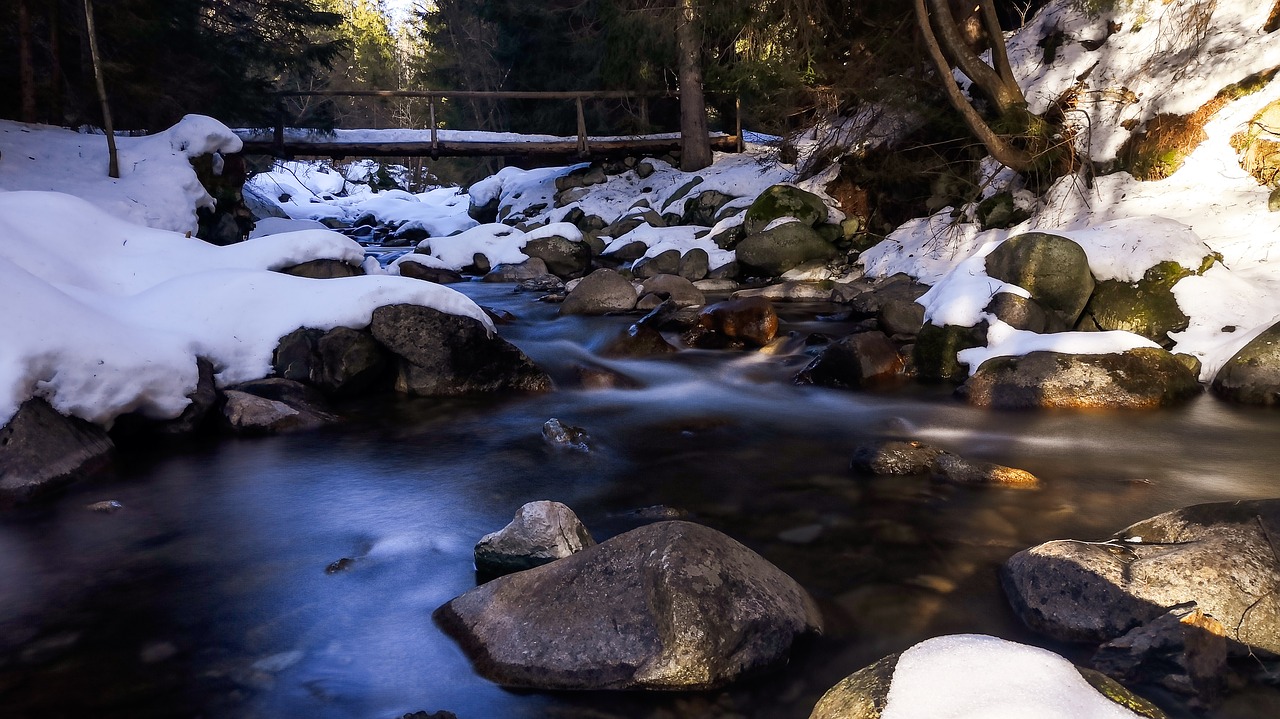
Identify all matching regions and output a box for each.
[235,90,744,162]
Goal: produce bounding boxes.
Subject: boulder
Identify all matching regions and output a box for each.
[1091,603,1228,701]
[743,185,829,234]
[522,235,591,279]
[794,331,904,389]
[637,274,705,308]
[559,269,638,315]
[243,183,289,221]
[474,501,596,576]
[272,327,389,396]
[688,296,779,348]
[370,305,552,396]
[1212,319,1280,405]
[0,399,114,506]
[219,389,334,435]
[1002,499,1280,654]
[681,190,735,226]
[599,325,678,358]
[958,348,1202,409]
[632,249,681,279]
[435,521,822,690]
[735,222,839,277]
[877,298,925,338]
[912,322,988,383]
[482,257,549,283]
[398,262,465,284]
[280,259,362,279]
[677,247,710,281]
[985,233,1095,327]
[316,326,390,396]
[809,635,1167,719]
[1078,261,1191,347]
[985,292,1055,333]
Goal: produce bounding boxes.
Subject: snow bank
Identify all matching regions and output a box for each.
[0,191,491,427]
[881,635,1143,718]
[0,115,242,234]
[395,221,584,272]
[604,222,734,270]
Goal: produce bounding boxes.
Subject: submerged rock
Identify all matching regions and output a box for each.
[850,440,942,475]
[0,399,114,506]
[436,520,822,690]
[688,296,779,348]
[795,331,904,389]
[958,348,1202,409]
[542,419,590,452]
[474,500,595,576]
[1003,499,1280,654]
[370,304,552,396]
[929,452,1039,489]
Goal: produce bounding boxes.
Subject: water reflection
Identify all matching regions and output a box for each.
[0,282,1277,718]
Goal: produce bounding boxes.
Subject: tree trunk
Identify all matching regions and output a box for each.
[83,0,119,178]
[18,0,37,123]
[925,0,1024,116]
[676,0,711,172]
[914,0,1033,171]
[49,0,64,122]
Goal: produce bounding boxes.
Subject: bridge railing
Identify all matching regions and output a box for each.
[269,89,743,159]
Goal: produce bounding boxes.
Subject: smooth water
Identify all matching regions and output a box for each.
[2,283,1278,719]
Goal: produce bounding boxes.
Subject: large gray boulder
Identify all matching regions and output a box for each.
[559,268,638,315]
[1212,319,1280,405]
[370,305,552,396]
[1003,499,1280,654]
[435,520,822,690]
[637,274,705,308]
[985,233,1095,327]
[522,234,591,279]
[272,326,390,397]
[958,348,1201,409]
[735,221,839,277]
[743,185,829,234]
[474,501,595,576]
[0,399,114,506]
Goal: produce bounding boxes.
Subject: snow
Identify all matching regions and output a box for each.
[959,322,1160,373]
[860,0,1280,380]
[248,217,329,238]
[0,191,491,427]
[880,635,1143,719]
[604,222,734,270]
[0,114,242,234]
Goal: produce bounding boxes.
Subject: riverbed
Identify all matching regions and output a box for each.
[1,282,1277,718]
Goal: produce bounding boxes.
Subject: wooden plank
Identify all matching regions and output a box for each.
[238,135,742,160]
[275,89,670,101]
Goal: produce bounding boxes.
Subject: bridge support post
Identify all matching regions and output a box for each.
[575,96,589,159]
[273,100,285,157]
[735,95,744,153]
[429,96,439,160]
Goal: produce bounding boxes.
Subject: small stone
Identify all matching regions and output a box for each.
[325,557,355,574]
[930,452,1040,489]
[474,500,596,576]
[86,500,124,513]
[542,419,589,452]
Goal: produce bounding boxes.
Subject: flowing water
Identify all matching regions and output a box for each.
[2,282,1279,719]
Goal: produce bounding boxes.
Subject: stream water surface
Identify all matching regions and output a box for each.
[2,282,1279,719]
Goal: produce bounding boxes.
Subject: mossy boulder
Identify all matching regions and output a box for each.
[975,191,1030,231]
[1077,261,1192,347]
[913,322,988,383]
[958,348,1202,410]
[1212,319,1280,405]
[985,233,1095,328]
[743,184,829,234]
[735,222,839,277]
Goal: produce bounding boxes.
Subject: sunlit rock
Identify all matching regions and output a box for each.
[1003,499,1280,654]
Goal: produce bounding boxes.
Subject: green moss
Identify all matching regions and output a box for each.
[1076,667,1169,718]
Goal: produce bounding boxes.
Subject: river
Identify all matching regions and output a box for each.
[1,281,1277,718]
